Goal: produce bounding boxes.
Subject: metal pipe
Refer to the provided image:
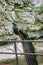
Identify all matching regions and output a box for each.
[0,40,43,43]
[14,43,18,65]
[0,52,43,56]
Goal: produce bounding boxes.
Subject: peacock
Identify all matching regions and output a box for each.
[12,22,38,65]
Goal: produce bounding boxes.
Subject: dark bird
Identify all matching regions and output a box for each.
[12,22,38,65]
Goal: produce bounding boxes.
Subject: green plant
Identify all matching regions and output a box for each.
[38,5,43,13]
[0,0,5,3]
[14,7,28,12]
[39,5,43,10]
[0,0,2,3]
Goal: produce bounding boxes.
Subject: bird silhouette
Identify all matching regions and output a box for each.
[12,22,38,65]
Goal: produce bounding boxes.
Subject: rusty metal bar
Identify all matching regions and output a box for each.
[14,43,18,65]
[0,52,43,56]
[0,40,43,43]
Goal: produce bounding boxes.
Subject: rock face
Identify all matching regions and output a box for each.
[0,3,15,36]
[0,0,43,65]
[5,0,32,6]
[0,0,24,61]
[16,12,35,23]
[35,13,43,23]
[0,40,24,60]
[15,12,43,38]
[33,0,43,7]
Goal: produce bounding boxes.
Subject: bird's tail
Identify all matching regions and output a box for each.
[19,29,38,65]
[12,22,38,65]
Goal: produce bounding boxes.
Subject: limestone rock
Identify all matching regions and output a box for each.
[6,4,14,11]
[36,14,43,23]
[28,31,43,38]
[27,23,42,31]
[5,11,15,21]
[0,5,5,13]
[15,12,35,24]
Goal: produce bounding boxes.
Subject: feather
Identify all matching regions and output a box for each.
[12,23,38,65]
[19,29,38,65]
[12,23,18,35]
